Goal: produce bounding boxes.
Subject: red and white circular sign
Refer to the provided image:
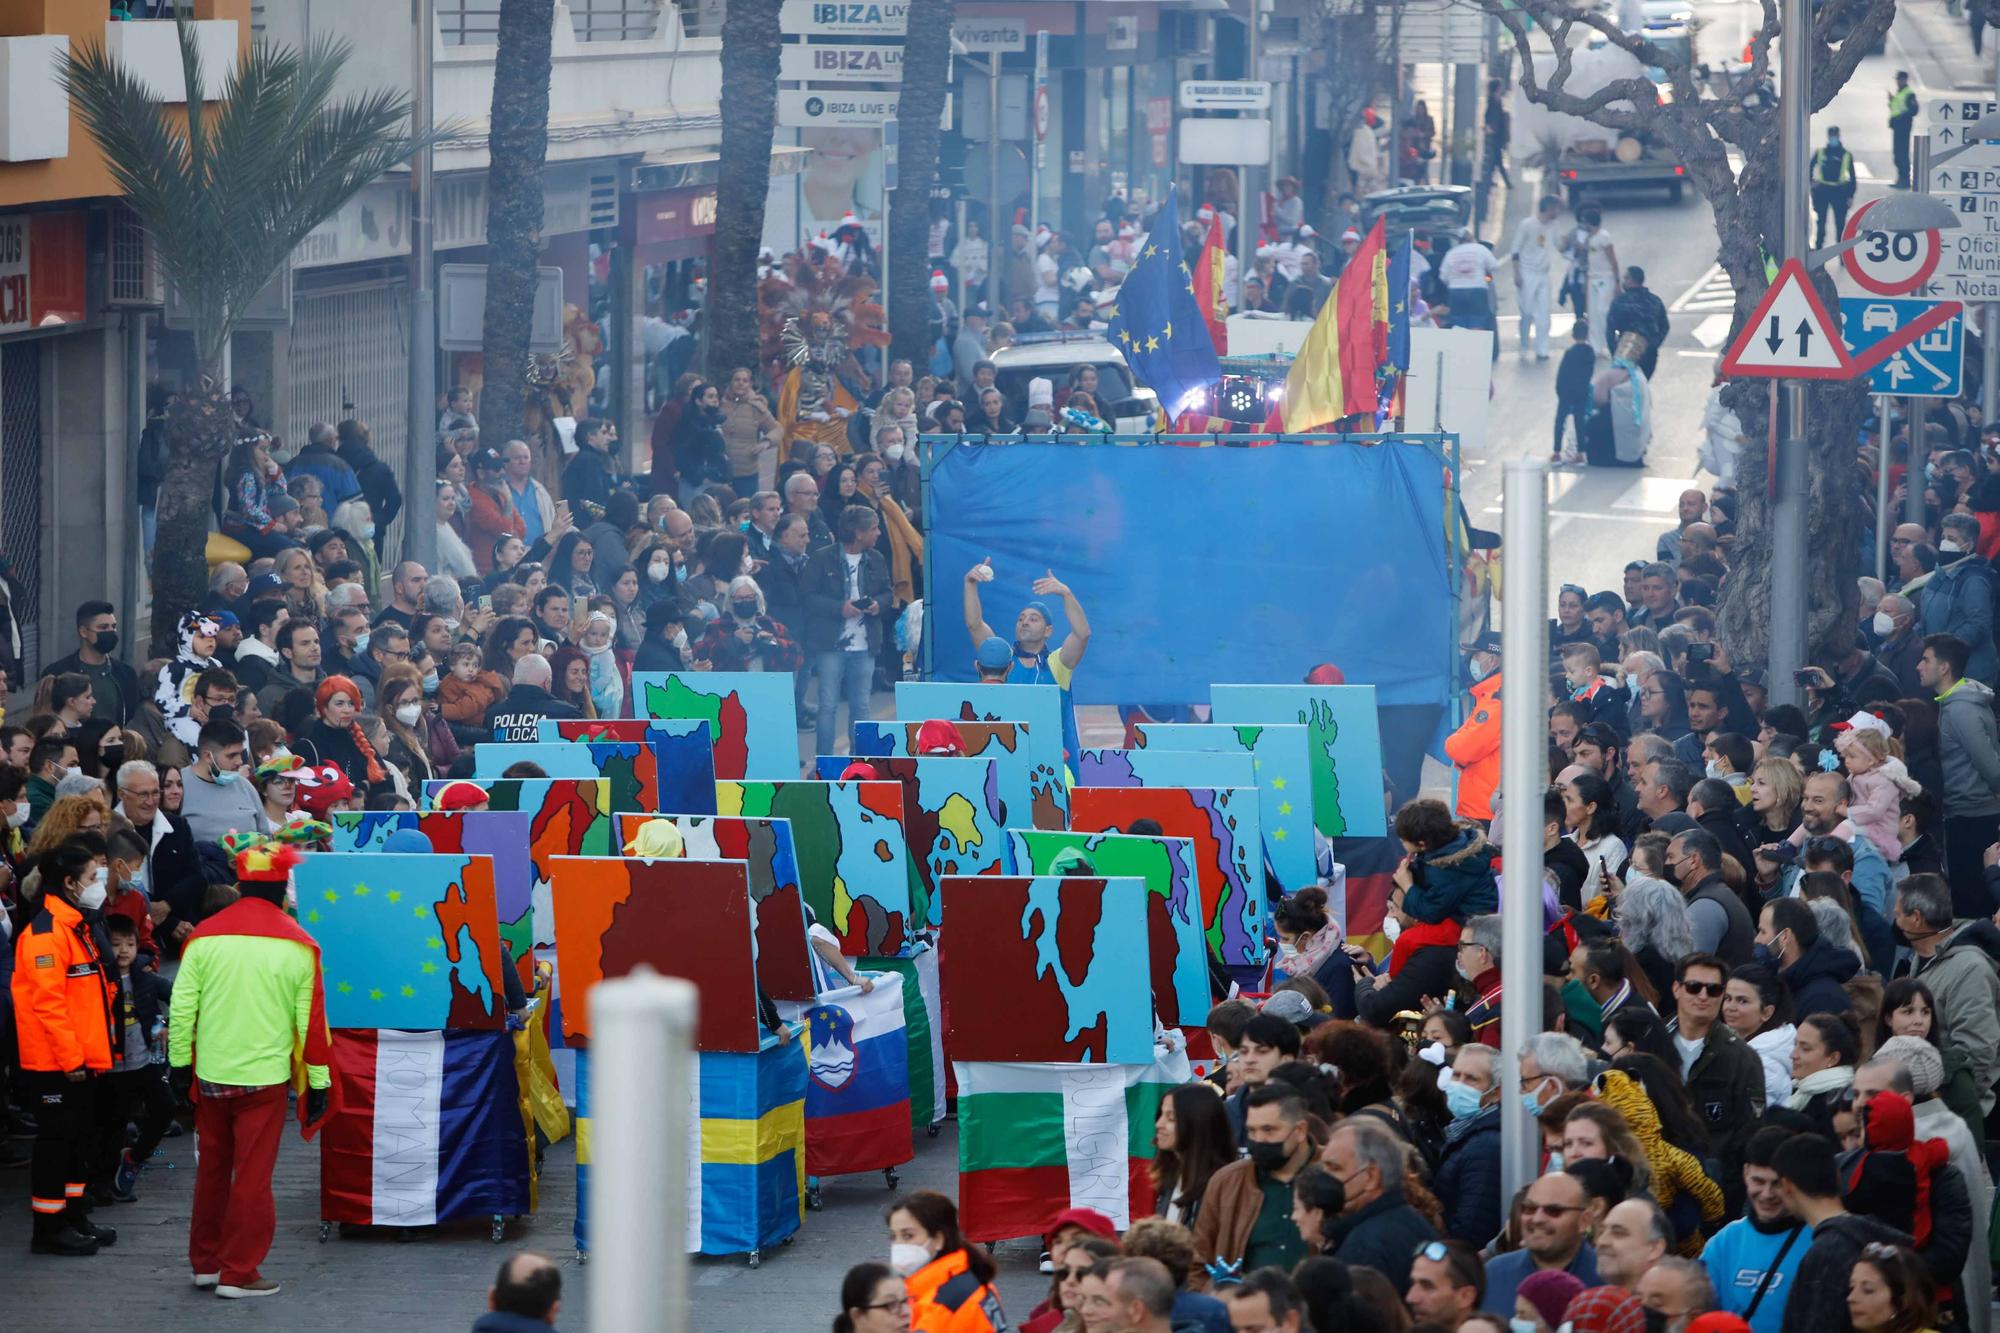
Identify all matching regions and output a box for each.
[1841,198,1940,296]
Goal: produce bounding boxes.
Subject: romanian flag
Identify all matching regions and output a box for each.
[1194,207,1229,353]
[319,1028,530,1226]
[953,1043,1192,1242]
[802,974,913,1177]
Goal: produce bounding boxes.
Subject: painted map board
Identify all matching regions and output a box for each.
[548,855,762,1052]
[937,875,1154,1063]
[531,718,720,815]
[716,780,914,957]
[1132,721,1318,891]
[811,755,1021,929]
[632,670,800,780]
[893,682,1068,767]
[469,740,697,818]
[1007,830,1209,1031]
[611,812,816,1002]
[328,810,536,971]
[422,778,612,950]
[1209,684,1387,838]
[295,853,509,1030]
[1067,785,1266,968]
[854,717,1069,826]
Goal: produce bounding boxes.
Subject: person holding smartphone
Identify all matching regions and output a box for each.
[803,505,893,758]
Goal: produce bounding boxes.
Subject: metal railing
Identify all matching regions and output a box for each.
[436,0,701,45]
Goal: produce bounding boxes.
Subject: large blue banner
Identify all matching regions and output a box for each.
[925,439,1454,708]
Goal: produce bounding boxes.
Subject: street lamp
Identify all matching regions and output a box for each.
[1861,190,1966,232]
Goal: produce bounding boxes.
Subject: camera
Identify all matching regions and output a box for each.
[1792,668,1819,687]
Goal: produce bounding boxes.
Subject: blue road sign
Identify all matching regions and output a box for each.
[1840,297,1965,398]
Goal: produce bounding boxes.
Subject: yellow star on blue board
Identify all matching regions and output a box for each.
[306,909,322,924]
[421,961,438,975]
[336,981,353,994]
[353,883,370,897]
[413,906,428,919]
[386,889,402,904]
[322,889,339,904]
[1272,777,1287,790]
[425,936,442,949]
[400,985,416,998]
[1278,801,1293,816]
[368,988,384,1002]
[1273,827,1289,841]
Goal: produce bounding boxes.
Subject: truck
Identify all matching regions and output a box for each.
[1515,33,1693,207]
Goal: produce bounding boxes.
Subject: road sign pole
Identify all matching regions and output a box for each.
[1907,135,1933,526]
[1030,30,1047,242]
[1876,395,1892,582]
[1768,0,1811,706]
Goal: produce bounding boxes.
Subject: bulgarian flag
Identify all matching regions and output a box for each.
[1195,207,1229,353]
[954,1043,1193,1242]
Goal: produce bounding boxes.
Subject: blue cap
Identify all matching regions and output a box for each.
[382,829,435,855]
[1021,600,1053,623]
[976,636,1014,669]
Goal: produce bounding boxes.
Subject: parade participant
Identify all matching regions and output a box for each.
[1440,228,1500,359]
[169,832,334,1298]
[13,839,117,1256]
[962,558,1090,763]
[1510,196,1564,361]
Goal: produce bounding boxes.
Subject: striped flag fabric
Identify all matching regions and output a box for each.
[954,1041,1193,1242]
[803,973,913,1177]
[861,944,945,1132]
[320,1029,529,1227]
[1195,205,1229,353]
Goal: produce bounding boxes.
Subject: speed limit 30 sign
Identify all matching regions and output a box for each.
[1842,197,1941,295]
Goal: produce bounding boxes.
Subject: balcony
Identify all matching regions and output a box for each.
[0,35,67,162]
[103,18,239,103]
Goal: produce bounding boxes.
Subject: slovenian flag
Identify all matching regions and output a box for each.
[804,974,913,1177]
[320,1029,530,1227]
[954,1040,1193,1242]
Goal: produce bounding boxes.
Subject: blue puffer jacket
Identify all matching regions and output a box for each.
[1779,933,1860,1019]
[1404,824,1499,924]
[1435,1103,1503,1249]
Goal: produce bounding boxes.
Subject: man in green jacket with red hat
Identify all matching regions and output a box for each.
[168,832,333,1300]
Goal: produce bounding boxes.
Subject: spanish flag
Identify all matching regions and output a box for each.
[1194,207,1229,353]
[1281,218,1386,430]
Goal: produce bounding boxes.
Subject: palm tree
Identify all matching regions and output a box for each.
[707,0,783,383]
[63,15,440,655]
[886,0,956,370]
[478,0,556,462]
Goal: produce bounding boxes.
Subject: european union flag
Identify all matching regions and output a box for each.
[1386,231,1414,372]
[1106,185,1221,418]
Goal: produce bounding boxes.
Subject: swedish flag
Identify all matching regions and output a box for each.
[1105,185,1221,419]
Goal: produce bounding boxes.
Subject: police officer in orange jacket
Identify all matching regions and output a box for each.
[12,839,119,1255]
[1444,631,1504,824]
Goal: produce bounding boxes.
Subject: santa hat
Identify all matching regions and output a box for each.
[929,269,949,293]
[839,760,880,782]
[915,719,967,756]
[433,779,489,812]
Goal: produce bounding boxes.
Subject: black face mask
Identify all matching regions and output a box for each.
[732,601,760,620]
[93,630,119,656]
[1246,1138,1294,1173]
[101,747,125,772]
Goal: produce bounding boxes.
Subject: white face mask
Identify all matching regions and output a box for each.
[1469,657,1496,682]
[77,868,109,913]
[670,628,690,652]
[884,442,907,462]
[1382,915,1402,942]
[4,803,27,830]
[647,561,671,583]
[394,703,422,727]
[1941,539,1965,554]
[889,1242,932,1277]
[1872,611,1896,638]
[1705,760,1725,779]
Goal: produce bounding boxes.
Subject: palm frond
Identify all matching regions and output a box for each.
[61,15,450,369]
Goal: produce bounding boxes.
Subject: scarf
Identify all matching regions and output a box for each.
[1785,1063,1854,1109]
[862,483,925,603]
[185,895,337,1139]
[1389,918,1460,976]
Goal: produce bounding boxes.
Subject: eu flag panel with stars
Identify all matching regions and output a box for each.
[1105,184,1222,418]
[294,853,511,1031]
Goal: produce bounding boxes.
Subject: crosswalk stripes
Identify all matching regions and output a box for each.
[1671,263,1737,314]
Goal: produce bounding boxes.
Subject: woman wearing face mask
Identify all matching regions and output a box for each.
[671,381,730,502]
[1272,885,1341,987]
[634,542,683,610]
[886,1190,1005,1333]
[329,498,381,603]
[12,838,118,1256]
[693,577,803,675]
[635,600,704,674]
[1289,1164,1349,1257]
[376,669,436,789]
[73,718,128,782]
[719,367,779,497]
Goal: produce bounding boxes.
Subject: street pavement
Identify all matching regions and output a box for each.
[3,4,1986,1327]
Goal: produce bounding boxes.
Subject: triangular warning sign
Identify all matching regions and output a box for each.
[1719,259,1855,381]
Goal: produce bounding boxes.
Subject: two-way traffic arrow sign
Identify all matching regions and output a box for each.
[1719,260,1851,379]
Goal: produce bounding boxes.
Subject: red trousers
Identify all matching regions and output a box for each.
[188,1084,288,1284]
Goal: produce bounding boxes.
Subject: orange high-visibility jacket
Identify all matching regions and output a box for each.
[1444,672,1503,822]
[12,894,115,1074]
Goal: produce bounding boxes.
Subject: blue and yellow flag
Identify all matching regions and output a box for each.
[1106,185,1222,418]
